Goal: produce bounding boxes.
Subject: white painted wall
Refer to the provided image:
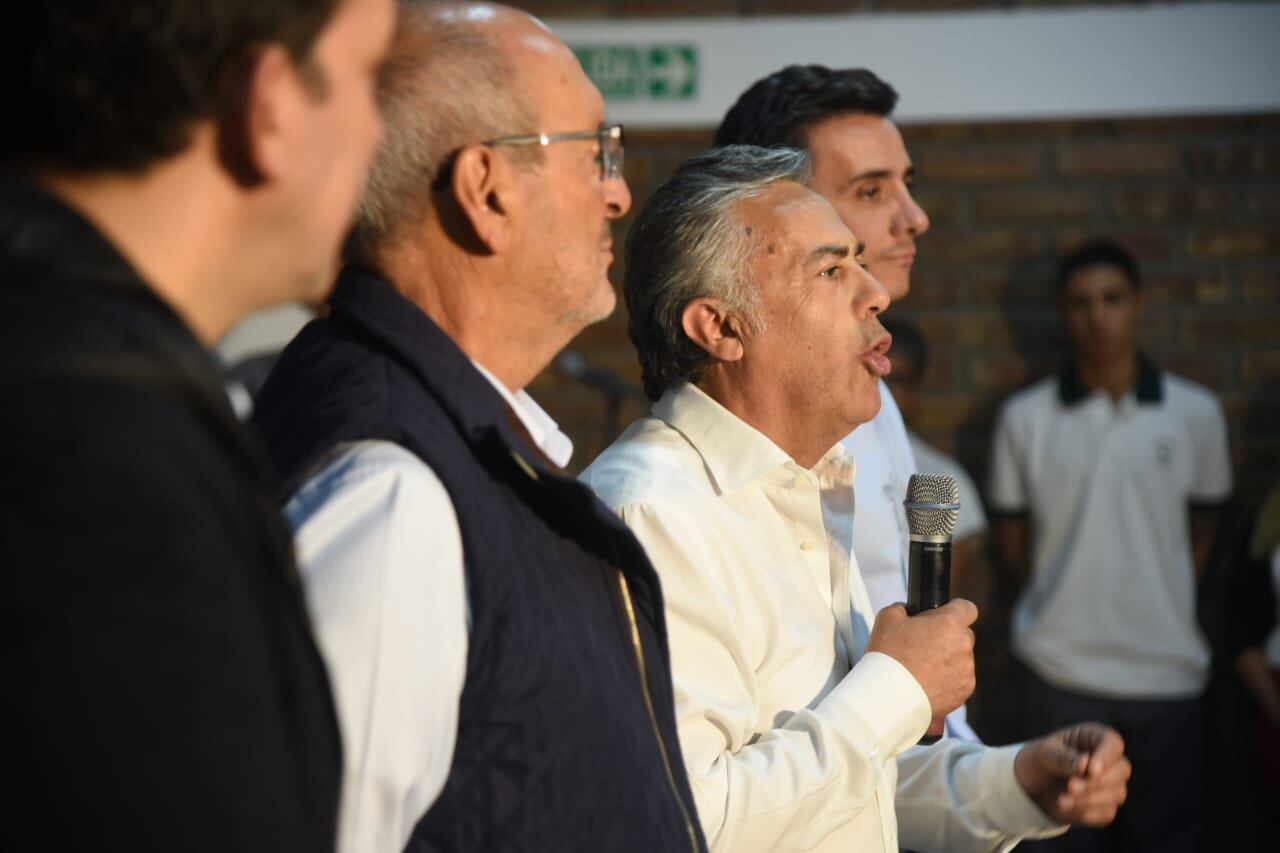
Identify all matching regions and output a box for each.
[552,2,1280,126]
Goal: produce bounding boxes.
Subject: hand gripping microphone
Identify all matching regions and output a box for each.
[903,472,961,745]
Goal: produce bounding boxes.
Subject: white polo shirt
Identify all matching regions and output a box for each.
[988,360,1232,699]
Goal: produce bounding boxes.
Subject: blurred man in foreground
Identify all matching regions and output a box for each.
[583,145,1130,852]
[253,4,704,852]
[0,0,393,848]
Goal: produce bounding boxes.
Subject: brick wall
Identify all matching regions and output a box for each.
[517,0,1254,18]
[533,115,1280,506]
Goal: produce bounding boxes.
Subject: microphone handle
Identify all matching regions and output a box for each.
[907,535,952,744]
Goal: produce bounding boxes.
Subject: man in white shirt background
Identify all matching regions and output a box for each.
[714,64,979,739]
[584,144,1130,852]
[988,239,1232,852]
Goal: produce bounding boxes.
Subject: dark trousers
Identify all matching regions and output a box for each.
[1015,662,1203,853]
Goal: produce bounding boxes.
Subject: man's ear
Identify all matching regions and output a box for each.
[448,145,518,255]
[682,297,745,363]
[222,44,308,188]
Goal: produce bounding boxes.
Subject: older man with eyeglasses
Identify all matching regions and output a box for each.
[251,4,705,853]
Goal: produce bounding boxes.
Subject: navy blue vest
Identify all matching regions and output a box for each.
[254,267,706,853]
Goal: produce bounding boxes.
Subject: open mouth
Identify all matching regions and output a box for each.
[861,333,893,377]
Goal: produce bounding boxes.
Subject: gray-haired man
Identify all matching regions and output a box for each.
[254,4,703,852]
[583,145,1130,852]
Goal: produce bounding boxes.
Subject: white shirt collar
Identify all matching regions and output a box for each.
[653,382,854,493]
[471,360,574,468]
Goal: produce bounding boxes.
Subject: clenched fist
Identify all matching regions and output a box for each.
[865,598,977,718]
[1015,723,1131,826]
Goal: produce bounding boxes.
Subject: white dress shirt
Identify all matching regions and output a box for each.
[582,383,1059,853]
[841,380,978,741]
[284,366,573,853]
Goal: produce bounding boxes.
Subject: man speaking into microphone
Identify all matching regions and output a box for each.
[582,146,1130,852]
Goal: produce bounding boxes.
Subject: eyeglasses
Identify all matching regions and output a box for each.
[485,123,625,181]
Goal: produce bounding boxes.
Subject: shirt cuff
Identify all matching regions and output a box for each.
[822,651,931,760]
[978,743,1066,838]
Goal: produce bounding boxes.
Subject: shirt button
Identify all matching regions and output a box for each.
[800,540,815,551]
[792,476,806,489]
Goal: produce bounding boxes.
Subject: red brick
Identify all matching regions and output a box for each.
[915,146,1045,182]
[1110,187,1235,221]
[1049,228,1177,260]
[879,0,1001,11]
[969,273,1056,305]
[1135,310,1178,347]
[1241,269,1280,304]
[976,187,1098,223]
[1145,275,1231,306]
[566,309,630,349]
[925,228,1042,263]
[970,354,1037,391]
[1247,184,1280,218]
[619,0,739,16]
[1152,351,1232,390]
[937,309,1057,348]
[755,0,862,13]
[513,0,612,18]
[901,124,971,144]
[1103,115,1262,135]
[976,119,1097,141]
[911,188,966,227]
[893,269,965,308]
[1056,142,1181,177]
[1187,228,1280,260]
[1181,311,1280,346]
[625,128,716,148]
[1242,351,1280,385]
[1188,143,1280,177]
[911,394,986,433]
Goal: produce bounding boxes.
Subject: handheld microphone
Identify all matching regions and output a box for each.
[904,472,961,745]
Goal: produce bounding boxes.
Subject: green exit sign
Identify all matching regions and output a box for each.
[573,44,699,101]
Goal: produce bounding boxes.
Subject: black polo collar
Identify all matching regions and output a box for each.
[1057,353,1163,405]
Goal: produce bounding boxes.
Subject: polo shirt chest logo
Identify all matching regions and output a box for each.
[1156,441,1173,468]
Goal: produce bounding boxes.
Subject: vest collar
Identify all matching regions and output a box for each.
[325,265,539,463]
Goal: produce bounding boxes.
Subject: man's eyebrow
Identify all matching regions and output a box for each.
[839,168,891,190]
[807,244,850,264]
[839,165,916,191]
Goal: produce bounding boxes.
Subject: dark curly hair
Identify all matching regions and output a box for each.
[4,0,342,174]
[714,65,898,150]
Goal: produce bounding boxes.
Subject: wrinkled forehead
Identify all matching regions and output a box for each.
[743,183,855,251]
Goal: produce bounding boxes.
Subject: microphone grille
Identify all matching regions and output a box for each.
[904,472,960,537]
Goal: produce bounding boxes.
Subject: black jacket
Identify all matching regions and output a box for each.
[0,179,341,851]
[255,266,707,853]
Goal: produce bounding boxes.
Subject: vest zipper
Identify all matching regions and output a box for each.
[615,571,701,853]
